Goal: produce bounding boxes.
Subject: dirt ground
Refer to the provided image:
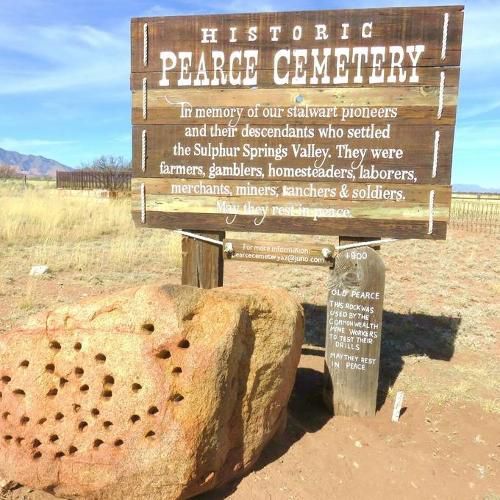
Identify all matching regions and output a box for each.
[0,230,499,500]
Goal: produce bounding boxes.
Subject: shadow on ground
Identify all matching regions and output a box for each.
[199,305,461,498]
[303,303,462,409]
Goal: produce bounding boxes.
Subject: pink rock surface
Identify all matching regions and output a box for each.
[0,284,303,499]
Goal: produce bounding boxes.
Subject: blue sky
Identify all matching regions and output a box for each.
[0,0,498,187]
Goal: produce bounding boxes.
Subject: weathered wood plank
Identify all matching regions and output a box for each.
[131,210,447,239]
[132,124,454,185]
[132,84,457,126]
[132,191,450,222]
[132,178,451,203]
[131,7,464,73]
[131,66,460,90]
[323,246,385,416]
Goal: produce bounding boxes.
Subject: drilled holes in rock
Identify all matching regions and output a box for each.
[15,437,25,446]
[95,353,106,364]
[59,378,69,388]
[49,434,59,443]
[170,393,184,403]
[172,367,182,375]
[72,404,81,413]
[46,388,58,398]
[130,415,141,424]
[147,406,159,416]
[103,421,113,429]
[78,421,88,432]
[141,323,154,334]
[55,412,64,421]
[91,408,100,417]
[2,412,10,420]
[54,451,65,459]
[13,389,26,397]
[45,484,57,495]
[1,375,11,384]
[45,364,55,374]
[69,445,78,455]
[49,341,61,351]
[178,339,190,349]
[132,383,142,393]
[101,390,112,399]
[80,384,89,393]
[156,350,171,360]
[93,439,104,449]
[114,439,124,447]
[38,417,47,425]
[103,375,115,386]
[184,312,195,321]
[32,439,42,448]
[145,430,156,439]
[3,435,13,443]
[74,342,82,351]
[20,416,30,425]
[19,360,29,368]
[75,367,84,377]
[33,451,42,460]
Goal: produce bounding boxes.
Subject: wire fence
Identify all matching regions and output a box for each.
[449,199,500,234]
[56,171,132,191]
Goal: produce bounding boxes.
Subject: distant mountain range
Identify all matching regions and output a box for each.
[0,148,72,178]
[453,184,500,193]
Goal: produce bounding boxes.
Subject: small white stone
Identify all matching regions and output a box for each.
[29,265,50,276]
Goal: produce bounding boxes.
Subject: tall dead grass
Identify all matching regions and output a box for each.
[0,183,181,273]
[0,180,134,243]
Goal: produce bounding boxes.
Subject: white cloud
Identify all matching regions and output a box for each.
[0,22,129,95]
[0,137,75,150]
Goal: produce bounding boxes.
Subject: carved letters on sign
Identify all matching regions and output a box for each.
[324,246,385,416]
[131,7,464,239]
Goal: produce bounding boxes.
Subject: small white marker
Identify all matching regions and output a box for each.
[391,391,405,422]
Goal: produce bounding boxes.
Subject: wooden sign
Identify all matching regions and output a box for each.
[224,239,335,266]
[131,6,463,239]
[323,246,385,416]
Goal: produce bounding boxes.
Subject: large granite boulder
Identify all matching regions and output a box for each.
[0,284,303,499]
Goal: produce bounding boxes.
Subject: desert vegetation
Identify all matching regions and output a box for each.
[0,181,180,320]
[0,179,498,499]
[0,165,23,179]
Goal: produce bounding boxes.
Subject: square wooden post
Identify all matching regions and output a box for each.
[181,231,225,288]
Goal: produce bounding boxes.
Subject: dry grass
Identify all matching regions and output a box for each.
[1,184,132,245]
[0,182,181,276]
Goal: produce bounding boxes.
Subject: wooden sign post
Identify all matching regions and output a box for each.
[130,6,464,412]
[181,231,225,288]
[131,7,463,241]
[324,246,385,416]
